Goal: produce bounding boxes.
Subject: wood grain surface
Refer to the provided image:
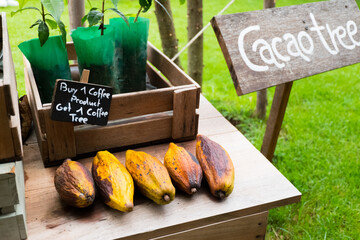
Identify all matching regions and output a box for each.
[212,0,360,95]
[23,95,301,240]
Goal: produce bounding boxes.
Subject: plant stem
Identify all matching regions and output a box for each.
[134,6,142,23]
[41,3,46,22]
[101,0,105,35]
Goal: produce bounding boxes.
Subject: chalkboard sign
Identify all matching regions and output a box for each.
[211,0,360,95]
[51,80,112,126]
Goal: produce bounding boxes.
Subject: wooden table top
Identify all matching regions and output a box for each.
[23,95,301,240]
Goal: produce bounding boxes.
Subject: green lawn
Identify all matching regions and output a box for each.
[3,0,360,239]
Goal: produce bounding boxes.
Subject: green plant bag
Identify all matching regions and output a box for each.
[110,17,150,93]
[71,25,119,93]
[18,35,71,103]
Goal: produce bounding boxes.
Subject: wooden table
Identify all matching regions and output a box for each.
[23,95,301,240]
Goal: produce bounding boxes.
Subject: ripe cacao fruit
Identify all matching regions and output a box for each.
[164,143,203,195]
[92,151,134,212]
[54,159,95,208]
[196,134,235,199]
[125,150,175,205]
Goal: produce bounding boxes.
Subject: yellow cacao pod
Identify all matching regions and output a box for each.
[92,151,134,212]
[126,150,175,205]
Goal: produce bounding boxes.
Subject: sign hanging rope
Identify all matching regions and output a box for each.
[171,0,235,62]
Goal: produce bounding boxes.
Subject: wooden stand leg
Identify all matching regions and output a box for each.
[261,82,293,161]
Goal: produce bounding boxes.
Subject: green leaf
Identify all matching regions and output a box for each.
[40,0,64,23]
[87,10,103,27]
[111,0,120,8]
[179,0,185,4]
[107,8,129,26]
[58,20,67,45]
[154,0,172,20]
[86,0,92,7]
[139,0,152,12]
[11,7,41,17]
[81,14,88,25]
[38,21,49,47]
[30,19,42,28]
[45,18,57,29]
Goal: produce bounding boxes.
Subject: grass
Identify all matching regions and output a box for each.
[3,0,360,239]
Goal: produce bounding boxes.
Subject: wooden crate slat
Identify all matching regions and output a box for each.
[40,109,76,162]
[24,66,49,162]
[147,42,200,88]
[146,62,173,88]
[75,115,173,155]
[0,86,15,160]
[108,87,175,120]
[172,86,198,140]
[66,42,77,61]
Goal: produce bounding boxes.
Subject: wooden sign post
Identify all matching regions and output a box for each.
[211,0,360,161]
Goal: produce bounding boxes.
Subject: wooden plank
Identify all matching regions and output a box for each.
[108,88,176,121]
[146,62,173,88]
[22,96,300,240]
[172,86,198,139]
[261,82,293,161]
[66,42,77,61]
[0,162,18,208]
[211,0,360,95]
[0,86,15,160]
[40,109,76,163]
[0,205,15,215]
[153,211,268,240]
[75,115,173,155]
[1,13,15,117]
[24,66,49,162]
[147,42,201,89]
[11,127,22,159]
[0,161,26,240]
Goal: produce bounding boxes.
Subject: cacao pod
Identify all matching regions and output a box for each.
[196,134,235,199]
[54,159,95,208]
[92,151,134,212]
[126,150,175,205]
[164,142,203,194]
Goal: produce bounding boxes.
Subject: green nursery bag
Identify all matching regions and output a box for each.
[19,35,71,103]
[71,25,119,93]
[110,17,150,93]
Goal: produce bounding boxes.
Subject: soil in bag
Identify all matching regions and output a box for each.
[19,35,71,103]
[110,17,150,93]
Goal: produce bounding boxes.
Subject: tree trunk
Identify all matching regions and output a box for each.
[256,0,275,119]
[187,0,203,86]
[154,0,182,67]
[68,0,85,30]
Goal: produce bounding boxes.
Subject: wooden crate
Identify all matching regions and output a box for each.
[0,161,24,211]
[0,13,22,163]
[24,42,200,167]
[0,162,27,240]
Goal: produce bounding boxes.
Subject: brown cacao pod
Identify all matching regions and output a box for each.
[54,159,95,208]
[196,134,235,199]
[164,142,203,195]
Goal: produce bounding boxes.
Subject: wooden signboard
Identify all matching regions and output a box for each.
[51,79,112,126]
[211,0,360,160]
